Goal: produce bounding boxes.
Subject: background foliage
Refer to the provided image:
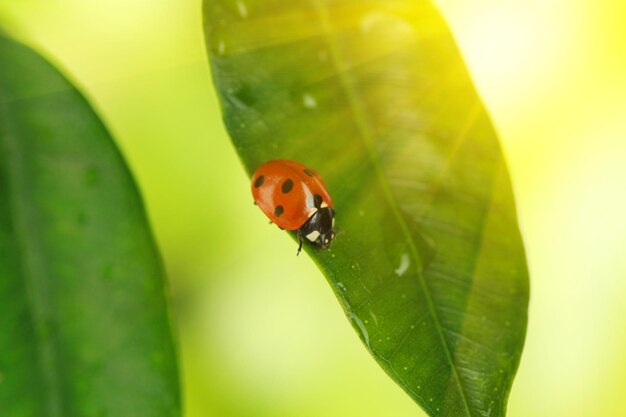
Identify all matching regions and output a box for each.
[1,1,625,416]
[0,35,180,417]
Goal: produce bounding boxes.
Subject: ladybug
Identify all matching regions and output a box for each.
[251,159,335,255]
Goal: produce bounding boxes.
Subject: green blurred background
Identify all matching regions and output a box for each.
[1,0,625,416]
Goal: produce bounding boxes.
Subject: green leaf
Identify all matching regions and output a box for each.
[0,35,180,416]
[204,1,529,416]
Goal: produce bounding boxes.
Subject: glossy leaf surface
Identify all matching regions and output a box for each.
[203,1,529,416]
[0,35,180,417]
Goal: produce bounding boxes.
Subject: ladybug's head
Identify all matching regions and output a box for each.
[299,207,336,249]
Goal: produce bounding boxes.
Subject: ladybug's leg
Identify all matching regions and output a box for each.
[296,229,304,256]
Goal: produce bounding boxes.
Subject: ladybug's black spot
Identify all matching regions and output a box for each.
[313,194,323,208]
[304,168,315,177]
[254,175,265,188]
[282,178,294,193]
[274,205,284,217]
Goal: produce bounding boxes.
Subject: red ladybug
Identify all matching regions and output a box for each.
[251,159,336,254]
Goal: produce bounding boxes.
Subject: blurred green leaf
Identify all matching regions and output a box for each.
[0,35,180,416]
[204,1,529,416]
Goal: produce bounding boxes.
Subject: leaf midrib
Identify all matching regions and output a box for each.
[0,90,64,417]
[311,2,473,416]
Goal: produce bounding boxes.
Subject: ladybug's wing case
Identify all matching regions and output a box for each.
[301,171,333,209]
[251,161,312,230]
[275,160,333,209]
